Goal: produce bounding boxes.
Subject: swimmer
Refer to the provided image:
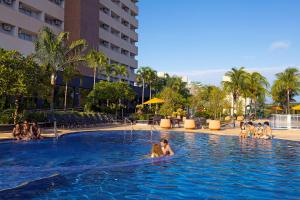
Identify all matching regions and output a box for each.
[150,144,164,158]
[240,122,247,139]
[160,139,174,156]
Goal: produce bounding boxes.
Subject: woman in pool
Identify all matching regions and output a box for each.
[150,144,164,158]
[22,120,32,141]
[12,123,22,140]
[160,139,174,156]
[247,122,256,138]
[240,122,247,139]
[31,121,42,140]
[255,123,264,138]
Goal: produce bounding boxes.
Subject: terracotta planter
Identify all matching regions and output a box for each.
[160,119,171,129]
[184,119,196,129]
[183,117,187,122]
[209,120,221,130]
[237,116,244,121]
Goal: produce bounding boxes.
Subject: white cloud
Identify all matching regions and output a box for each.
[269,40,291,51]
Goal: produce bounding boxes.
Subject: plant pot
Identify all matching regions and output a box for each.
[160,119,171,129]
[183,117,186,122]
[209,120,221,130]
[184,119,196,129]
[237,116,244,121]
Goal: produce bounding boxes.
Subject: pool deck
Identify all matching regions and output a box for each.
[0,124,300,142]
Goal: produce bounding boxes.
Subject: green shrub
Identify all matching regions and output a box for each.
[0,109,15,124]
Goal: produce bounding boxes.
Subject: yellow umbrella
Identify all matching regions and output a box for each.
[143,98,165,105]
[271,106,283,111]
[292,105,300,111]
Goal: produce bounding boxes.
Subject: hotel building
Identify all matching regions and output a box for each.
[0,0,138,84]
[65,0,138,85]
[0,0,64,55]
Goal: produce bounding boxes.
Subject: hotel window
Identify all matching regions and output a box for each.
[121,19,129,27]
[121,34,129,41]
[121,4,129,13]
[0,22,14,35]
[130,52,136,59]
[110,44,120,52]
[100,22,109,31]
[110,28,120,37]
[45,14,63,28]
[0,0,15,7]
[18,28,37,42]
[121,49,129,56]
[100,39,109,48]
[131,0,138,3]
[48,0,64,7]
[130,24,137,31]
[111,0,120,6]
[100,4,109,14]
[111,11,120,21]
[19,2,41,19]
[130,10,137,17]
[130,38,136,45]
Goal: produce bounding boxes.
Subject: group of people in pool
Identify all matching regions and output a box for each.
[240,121,272,139]
[150,139,174,158]
[12,120,42,141]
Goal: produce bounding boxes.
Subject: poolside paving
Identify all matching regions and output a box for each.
[1,124,300,142]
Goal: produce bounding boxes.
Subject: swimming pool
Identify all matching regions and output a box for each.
[0,131,299,199]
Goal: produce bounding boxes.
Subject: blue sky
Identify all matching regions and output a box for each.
[137,0,300,85]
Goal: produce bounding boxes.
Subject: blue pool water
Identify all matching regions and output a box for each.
[0,131,299,199]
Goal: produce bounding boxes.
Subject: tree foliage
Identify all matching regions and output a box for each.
[85,81,136,113]
[0,49,50,123]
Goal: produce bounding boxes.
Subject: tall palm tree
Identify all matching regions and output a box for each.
[62,64,80,111]
[146,69,157,100]
[222,67,247,116]
[112,64,129,81]
[105,63,114,82]
[136,67,150,104]
[34,27,87,112]
[246,72,269,117]
[272,68,300,114]
[85,50,108,90]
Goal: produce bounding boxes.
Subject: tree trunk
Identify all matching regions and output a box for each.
[64,82,68,111]
[254,98,257,119]
[142,79,145,105]
[13,96,20,125]
[149,84,152,109]
[93,67,97,90]
[244,96,247,118]
[50,73,56,113]
[287,89,290,114]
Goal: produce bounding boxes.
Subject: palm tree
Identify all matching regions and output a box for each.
[34,27,87,112]
[85,50,108,90]
[146,69,157,100]
[112,64,129,81]
[272,68,300,114]
[62,64,80,111]
[246,72,269,117]
[105,63,114,82]
[222,67,247,116]
[136,67,151,104]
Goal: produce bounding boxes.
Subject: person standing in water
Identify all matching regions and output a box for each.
[160,139,174,156]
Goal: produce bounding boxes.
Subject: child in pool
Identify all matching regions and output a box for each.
[150,143,164,158]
